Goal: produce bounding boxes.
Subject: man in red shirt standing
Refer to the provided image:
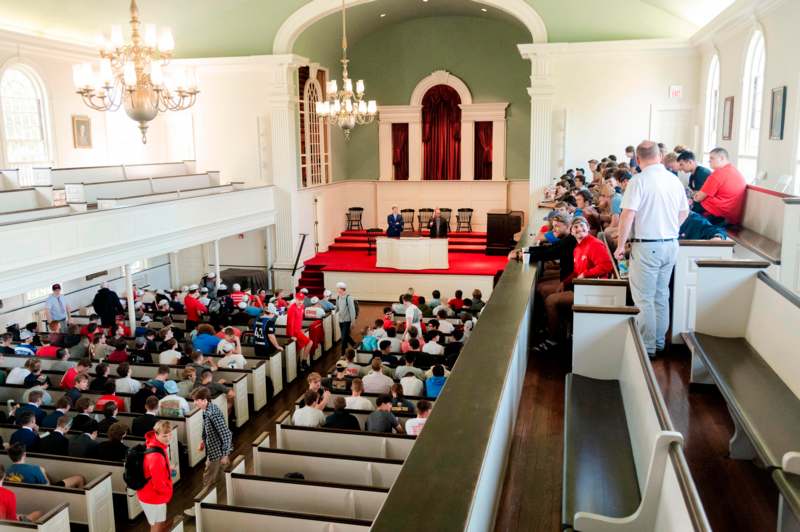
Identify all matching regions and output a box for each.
[692,147,746,226]
[287,293,312,371]
[183,285,207,333]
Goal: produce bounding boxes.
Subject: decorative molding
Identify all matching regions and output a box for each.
[410,70,473,106]
[273,0,547,54]
[0,27,96,63]
[519,38,696,59]
[460,103,509,122]
[689,0,788,47]
[378,105,422,124]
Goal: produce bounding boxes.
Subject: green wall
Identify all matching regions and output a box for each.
[301,15,532,181]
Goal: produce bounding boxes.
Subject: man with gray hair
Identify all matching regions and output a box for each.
[615,140,689,357]
[335,282,357,355]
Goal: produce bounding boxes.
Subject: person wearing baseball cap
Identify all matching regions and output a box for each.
[319,290,335,312]
[182,284,207,333]
[45,283,71,333]
[288,293,313,370]
[252,305,283,358]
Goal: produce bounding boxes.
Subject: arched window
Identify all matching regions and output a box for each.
[298,66,331,188]
[0,65,51,171]
[703,55,720,163]
[739,31,766,181]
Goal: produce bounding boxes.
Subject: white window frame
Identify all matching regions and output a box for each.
[299,66,332,188]
[25,285,56,303]
[738,30,766,182]
[0,61,54,182]
[703,54,720,164]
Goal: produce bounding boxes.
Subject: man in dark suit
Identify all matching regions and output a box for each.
[69,421,99,458]
[41,397,71,429]
[428,208,448,239]
[9,411,40,451]
[386,206,404,237]
[38,415,70,456]
[15,391,46,426]
[131,396,160,436]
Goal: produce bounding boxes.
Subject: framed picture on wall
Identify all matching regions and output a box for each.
[769,86,787,140]
[721,96,734,140]
[72,115,92,149]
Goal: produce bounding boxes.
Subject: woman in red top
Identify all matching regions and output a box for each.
[287,294,312,371]
[137,421,175,532]
[539,216,614,353]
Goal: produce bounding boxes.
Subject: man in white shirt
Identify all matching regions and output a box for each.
[385,328,402,353]
[362,358,394,394]
[158,338,181,365]
[114,363,142,394]
[436,310,455,335]
[345,379,375,411]
[292,390,327,427]
[405,399,432,435]
[400,374,424,397]
[403,294,422,337]
[616,140,689,356]
[217,342,246,369]
[422,332,444,355]
[159,380,191,416]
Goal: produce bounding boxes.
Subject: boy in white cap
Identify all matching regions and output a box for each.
[304,297,326,319]
[335,282,358,356]
[320,290,335,312]
[230,284,247,307]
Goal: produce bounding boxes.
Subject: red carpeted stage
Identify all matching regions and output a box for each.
[297,230,509,301]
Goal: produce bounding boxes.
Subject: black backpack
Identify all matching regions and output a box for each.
[124,444,167,490]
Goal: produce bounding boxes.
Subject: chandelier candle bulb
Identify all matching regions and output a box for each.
[344,78,353,93]
[356,80,364,94]
[100,59,113,86]
[158,28,175,53]
[144,24,158,48]
[367,100,377,114]
[328,80,338,96]
[358,100,367,113]
[150,62,163,87]
[110,25,123,48]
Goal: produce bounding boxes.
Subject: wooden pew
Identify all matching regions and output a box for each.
[0,450,145,520]
[5,474,114,532]
[283,405,416,432]
[565,305,711,531]
[727,185,800,293]
[205,349,284,398]
[97,184,241,210]
[63,171,220,204]
[0,502,70,532]
[685,260,800,532]
[293,389,433,411]
[255,424,415,461]
[241,335,298,386]
[193,486,370,532]
[0,382,134,412]
[0,403,203,468]
[225,455,388,521]
[251,446,402,489]
[670,239,735,343]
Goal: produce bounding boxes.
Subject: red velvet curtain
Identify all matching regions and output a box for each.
[475,121,493,180]
[392,123,409,180]
[422,85,461,180]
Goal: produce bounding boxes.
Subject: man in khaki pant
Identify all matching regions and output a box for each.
[185,387,232,517]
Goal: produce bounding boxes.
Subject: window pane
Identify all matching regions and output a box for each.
[1,67,49,165]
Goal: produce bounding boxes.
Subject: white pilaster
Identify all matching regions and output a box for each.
[461,120,475,181]
[168,252,180,289]
[519,44,556,223]
[492,119,506,181]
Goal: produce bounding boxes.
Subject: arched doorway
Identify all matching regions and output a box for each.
[422,85,461,180]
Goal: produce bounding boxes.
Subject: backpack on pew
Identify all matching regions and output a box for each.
[348,294,360,319]
[124,444,168,490]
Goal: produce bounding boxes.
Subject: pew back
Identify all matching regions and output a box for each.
[273,425,415,460]
[0,502,69,532]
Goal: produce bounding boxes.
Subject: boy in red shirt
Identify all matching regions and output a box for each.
[60,357,92,389]
[95,380,127,413]
[287,294,312,371]
[447,290,464,311]
[693,147,746,226]
[136,421,175,531]
[183,286,207,332]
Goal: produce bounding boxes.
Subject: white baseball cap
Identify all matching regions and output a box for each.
[238,302,247,309]
[232,283,241,291]
[141,315,153,324]
[323,289,332,298]
[218,284,227,290]
[300,288,309,294]
[336,282,347,289]
[310,297,319,304]
[189,284,199,291]
[207,272,216,278]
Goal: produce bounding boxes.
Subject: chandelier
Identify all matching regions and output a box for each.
[315,0,377,139]
[71,0,198,144]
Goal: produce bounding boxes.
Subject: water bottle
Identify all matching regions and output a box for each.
[618,259,629,278]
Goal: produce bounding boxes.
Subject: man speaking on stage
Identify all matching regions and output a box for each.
[387,206,404,237]
[428,208,448,238]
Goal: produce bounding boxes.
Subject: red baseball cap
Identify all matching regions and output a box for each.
[295,292,306,301]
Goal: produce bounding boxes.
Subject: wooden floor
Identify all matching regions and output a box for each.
[118,304,380,532]
[494,345,778,532]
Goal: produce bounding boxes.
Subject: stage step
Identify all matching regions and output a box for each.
[328,242,486,254]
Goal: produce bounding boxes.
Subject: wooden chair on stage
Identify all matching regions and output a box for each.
[456,208,473,232]
[439,208,453,230]
[401,208,416,231]
[418,208,434,231]
[346,207,364,231]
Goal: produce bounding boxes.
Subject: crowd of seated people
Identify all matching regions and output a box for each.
[513,143,744,356]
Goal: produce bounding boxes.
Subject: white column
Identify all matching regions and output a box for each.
[213,239,221,288]
[492,119,506,181]
[168,252,180,289]
[461,119,475,181]
[519,45,556,225]
[264,56,305,290]
[378,121,393,180]
[409,112,423,181]
[124,264,136,331]
[265,225,275,292]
